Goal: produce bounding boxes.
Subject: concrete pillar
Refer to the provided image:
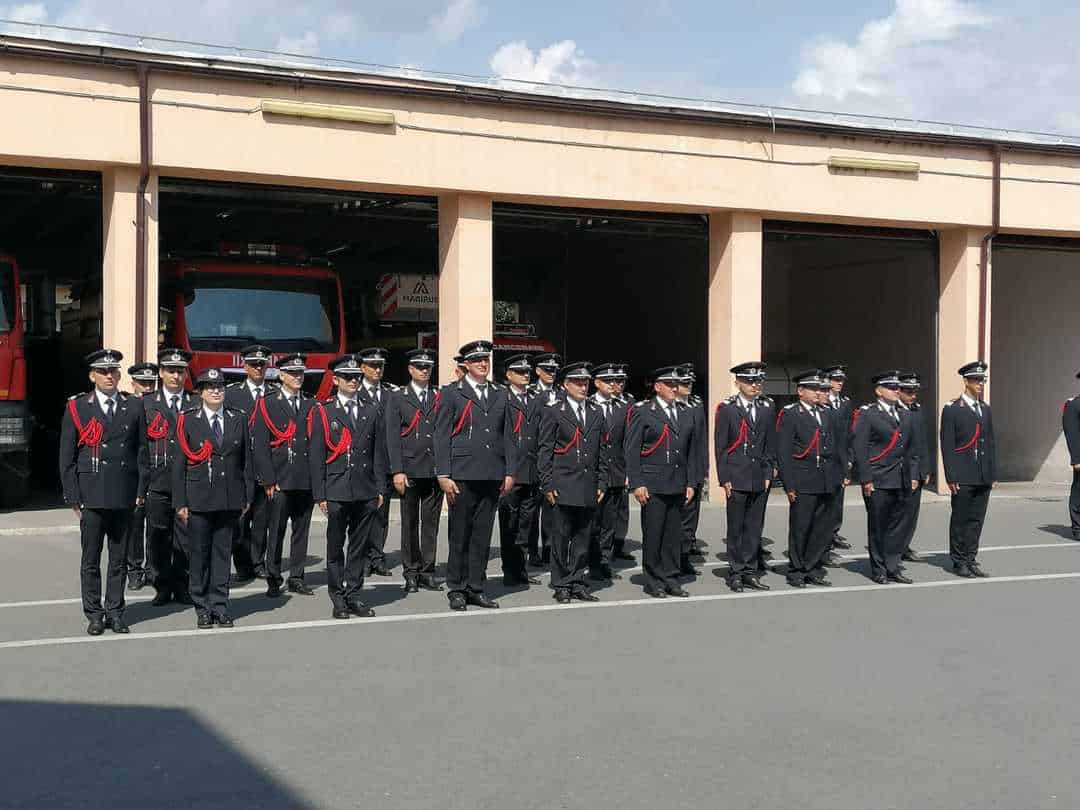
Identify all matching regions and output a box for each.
[437,194,493,383]
[936,228,987,493]
[707,211,763,490]
[102,167,158,383]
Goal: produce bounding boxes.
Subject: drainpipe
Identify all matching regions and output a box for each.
[135,65,151,363]
[978,146,1001,361]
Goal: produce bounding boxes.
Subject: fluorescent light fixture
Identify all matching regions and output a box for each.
[828,157,920,175]
[260,99,396,126]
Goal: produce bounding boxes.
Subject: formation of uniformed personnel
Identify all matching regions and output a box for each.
[714,361,774,592]
[124,361,158,590]
[435,340,517,611]
[528,352,563,567]
[140,349,195,607]
[537,361,608,602]
[588,362,629,580]
[498,353,542,588]
[776,370,842,588]
[174,368,252,628]
[852,371,920,584]
[625,365,703,598]
[897,372,931,560]
[224,344,276,583]
[357,347,396,577]
[59,349,146,635]
[251,353,317,598]
[310,354,388,619]
[941,361,996,577]
[1063,375,1080,541]
[676,365,707,574]
[385,348,445,593]
[822,364,854,555]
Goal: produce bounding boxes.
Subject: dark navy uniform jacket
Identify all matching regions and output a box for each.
[537,398,609,507]
[941,397,996,486]
[224,380,278,415]
[505,387,537,486]
[592,393,627,488]
[714,394,775,492]
[252,389,315,491]
[852,402,916,489]
[171,406,253,512]
[433,379,517,482]
[825,394,853,478]
[776,402,842,495]
[679,395,709,486]
[59,391,146,509]
[1063,396,1080,466]
[309,396,388,502]
[139,388,195,496]
[385,385,438,480]
[899,402,931,481]
[624,398,703,496]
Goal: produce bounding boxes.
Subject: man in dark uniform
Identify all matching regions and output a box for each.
[498,353,542,588]
[435,340,517,611]
[588,362,628,580]
[140,349,195,607]
[1062,376,1080,541]
[357,347,395,577]
[676,364,707,574]
[941,361,996,577]
[609,363,635,563]
[59,349,147,635]
[714,361,774,592]
[124,361,158,591]
[528,352,563,566]
[538,361,608,603]
[852,371,920,584]
[822,364,853,553]
[625,365,703,598]
[386,348,445,594]
[897,372,931,560]
[310,354,388,619]
[252,353,317,599]
[224,344,275,583]
[174,367,253,629]
[776,370,842,588]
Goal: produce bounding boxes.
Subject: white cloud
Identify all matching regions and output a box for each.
[490,39,595,86]
[0,3,48,23]
[277,31,320,56]
[427,0,483,45]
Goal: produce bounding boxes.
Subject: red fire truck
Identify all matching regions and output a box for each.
[160,244,345,399]
[0,254,29,503]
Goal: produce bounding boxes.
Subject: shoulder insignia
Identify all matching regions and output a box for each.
[859,403,872,411]
[68,393,80,401]
[224,406,243,415]
[761,396,775,406]
[783,403,796,410]
[181,405,200,414]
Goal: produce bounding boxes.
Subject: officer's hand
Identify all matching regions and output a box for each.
[764,479,772,492]
[948,482,960,495]
[624,477,629,488]
[787,490,797,504]
[241,503,250,516]
[910,479,919,492]
[439,477,460,505]
[596,490,605,504]
[924,475,931,485]
[722,482,733,498]
[135,497,145,508]
[72,505,82,519]
[264,484,277,499]
[685,486,695,504]
[377,495,384,509]
[633,486,650,505]
[318,500,328,516]
[1074,463,1080,471]
[177,507,190,524]
[546,490,558,506]
[843,478,851,487]
[862,482,874,497]
[393,473,408,495]
[501,476,515,497]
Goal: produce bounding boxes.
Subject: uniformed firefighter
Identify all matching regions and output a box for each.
[609,363,635,563]
[175,367,253,629]
[434,340,518,611]
[386,348,445,593]
[1062,373,1080,541]
[124,361,158,590]
[528,352,563,567]
[309,354,388,619]
[141,349,195,608]
[897,372,931,561]
[822,364,853,553]
[356,346,395,578]
[497,353,542,588]
[537,361,608,602]
[852,371,920,584]
[714,361,774,592]
[676,364,707,574]
[776,370,842,588]
[588,362,629,580]
[941,361,996,578]
[224,343,276,583]
[252,353,317,599]
[59,349,147,636]
[625,365,704,598]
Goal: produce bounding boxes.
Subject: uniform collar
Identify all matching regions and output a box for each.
[203,404,224,422]
[246,379,265,396]
[338,392,357,408]
[961,392,982,409]
[94,389,118,410]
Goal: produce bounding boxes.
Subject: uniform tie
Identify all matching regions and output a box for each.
[575,401,586,428]
[105,397,115,424]
[749,401,757,425]
[170,395,180,416]
[974,402,983,419]
[478,384,488,407]
[349,402,358,426]
[418,389,426,407]
[255,386,264,400]
[211,413,223,445]
[291,396,299,415]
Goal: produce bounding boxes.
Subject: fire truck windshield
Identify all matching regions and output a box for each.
[183,273,339,352]
[0,262,14,333]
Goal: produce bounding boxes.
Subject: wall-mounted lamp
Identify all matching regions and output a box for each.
[828,157,920,175]
[260,99,396,126]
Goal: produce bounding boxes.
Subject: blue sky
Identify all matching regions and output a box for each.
[2,0,1077,134]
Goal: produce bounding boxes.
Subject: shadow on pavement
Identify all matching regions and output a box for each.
[1037,524,1076,540]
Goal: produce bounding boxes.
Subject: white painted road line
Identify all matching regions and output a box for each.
[2,571,1079,651]
[0,541,1077,611]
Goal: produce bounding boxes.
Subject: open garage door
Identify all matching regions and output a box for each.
[493,204,707,398]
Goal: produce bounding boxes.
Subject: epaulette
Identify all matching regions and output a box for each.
[725,394,738,404]
[783,403,796,410]
[181,405,200,414]
[118,392,130,400]
[544,399,561,409]
[859,403,872,411]
[689,394,703,406]
[760,395,775,406]
[68,393,81,401]
[227,381,243,388]
[385,382,400,392]
[225,406,243,415]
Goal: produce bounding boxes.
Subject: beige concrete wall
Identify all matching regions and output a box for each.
[438,194,492,382]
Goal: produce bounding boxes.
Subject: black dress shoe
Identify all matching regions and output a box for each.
[805,576,832,587]
[448,593,467,611]
[589,566,614,581]
[347,600,374,617]
[127,572,145,591]
[665,586,690,598]
[902,549,924,562]
[110,616,130,634]
[572,590,599,602]
[742,576,770,591]
[287,580,316,596]
[215,614,234,628]
[253,568,267,580]
[174,591,195,606]
[823,553,842,568]
[954,563,975,578]
[613,550,636,562]
[728,579,744,593]
[553,590,572,603]
[888,573,914,584]
[150,590,172,607]
[404,577,420,593]
[871,573,888,584]
[527,555,544,568]
[369,562,393,577]
[524,575,542,585]
[465,592,499,609]
[968,563,989,578]
[418,575,444,591]
[231,572,255,586]
[87,617,105,636]
[332,606,351,620]
[680,564,701,577]
[644,584,668,598]
[266,581,283,598]
[196,611,214,629]
[832,536,852,550]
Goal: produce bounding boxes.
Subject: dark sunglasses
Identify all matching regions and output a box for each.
[881,383,901,391]
[246,361,267,369]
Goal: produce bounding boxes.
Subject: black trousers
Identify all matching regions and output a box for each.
[498,483,535,579]
[641,492,684,590]
[1069,469,1080,539]
[867,488,906,577]
[401,477,444,578]
[446,479,499,595]
[590,485,625,569]
[949,484,991,566]
[828,483,845,538]
[147,491,189,598]
[326,498,378,608]
[80,507,131,620]
[125,503,147,574]
[551,503,594,592]
[188,510,237,617]
[681,483,703,552]
[898,483,924,552]
[367,489,392,565]
[232,485,269,577]
[529,495,555,559]
[612,487,630,553]
[726,488,769,582]
[787,492,834,583]
[266,489,314,585]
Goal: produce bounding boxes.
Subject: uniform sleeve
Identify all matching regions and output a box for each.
[308,405,327,502]
[764,407,778,480]
[1065,401,1080,466]
[58,403,80,506]
[385,393,404,476]
[940,405,957,484]
[596,415,610,493]
[251,401,275,488]
[433,390,453,478]
[242,419,255,506]
[171,420,188,510]
[713,404,729,484]
[536,407,557,495]
[697,406,709,482]
[502,398,518,479]
[852,411,872,485]
[687,410,704,486]
[984,406,997,484]
[624,407,644,491]
[776,411,795,491]
[135,404,149,501]
[373,407,389,496]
